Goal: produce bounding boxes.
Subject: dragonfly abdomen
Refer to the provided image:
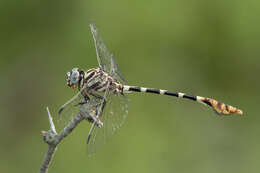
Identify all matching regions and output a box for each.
[122,85,243,115]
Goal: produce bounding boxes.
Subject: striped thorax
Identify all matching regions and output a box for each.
[66,67,123,94]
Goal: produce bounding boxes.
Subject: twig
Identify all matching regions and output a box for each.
[39,107,85,173]
[46,107,57,134]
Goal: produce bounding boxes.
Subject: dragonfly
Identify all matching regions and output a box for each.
[58,22,243,155]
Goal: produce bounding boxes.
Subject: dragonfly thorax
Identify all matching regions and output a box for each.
[83,68,124,94]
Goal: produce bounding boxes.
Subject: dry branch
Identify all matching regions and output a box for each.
[39,107,84,173]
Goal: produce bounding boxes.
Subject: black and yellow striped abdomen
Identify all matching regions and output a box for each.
[122,85,243,115]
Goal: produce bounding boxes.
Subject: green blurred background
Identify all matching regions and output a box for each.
[0,0,259,173]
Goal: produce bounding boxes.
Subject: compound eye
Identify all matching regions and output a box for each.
[70,71,79,84]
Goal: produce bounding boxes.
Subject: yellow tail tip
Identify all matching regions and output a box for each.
[205,98,243,115]
[236,109,243,115]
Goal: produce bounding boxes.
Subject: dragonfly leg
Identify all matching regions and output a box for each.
[75,92,90,106]
[58,89,87,114]
[87,123,95,144]
[89,92,107,114]
[81,90,106,127]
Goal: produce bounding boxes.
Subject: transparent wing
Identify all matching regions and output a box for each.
[86,23,130,155]
[56,89,86,127]
[79,96,104,124]
[86,92,130,156]
[102,92,129,133]
[90,22,113,73]
[110,54,128,85]
[90,22,128,85]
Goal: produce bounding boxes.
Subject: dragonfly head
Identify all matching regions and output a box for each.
[66,68,84,89]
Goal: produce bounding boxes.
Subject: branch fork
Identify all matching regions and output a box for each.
[39,107,85,173]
